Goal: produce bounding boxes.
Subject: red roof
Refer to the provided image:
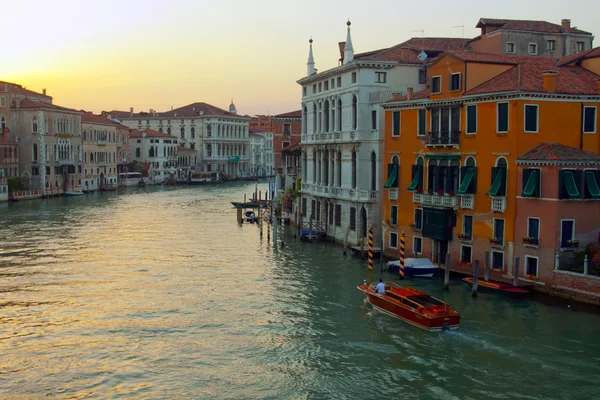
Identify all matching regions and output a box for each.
[273,110,302,119]
[557,47,600,67]
[160,102,241,118]
[356,37,469,63]
[387,88,430,102]
[129,129,178,139]
[446,50,522,64]
[282,143,301,153]
[464,56,600,96]
[80,111,124,126]
[0,81,52,99]
[177,145,195,153]
[476,18,591,35]
[518,143,600,162]
[14,98,77,113]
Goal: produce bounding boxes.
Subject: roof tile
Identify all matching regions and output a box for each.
[518,143,600,162]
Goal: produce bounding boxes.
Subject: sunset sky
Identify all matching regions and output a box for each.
[2,0,598,116]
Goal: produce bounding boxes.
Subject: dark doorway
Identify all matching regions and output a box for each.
[361,207,367,239]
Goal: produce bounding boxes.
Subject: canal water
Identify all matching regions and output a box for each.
[1,183,599,399]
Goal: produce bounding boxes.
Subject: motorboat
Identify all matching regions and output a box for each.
[387,258,439,278]
[231,200,269,209]
[244,210,258,223]
[462,277,530,298]
[357,282,460,331]
[65,189,84,197]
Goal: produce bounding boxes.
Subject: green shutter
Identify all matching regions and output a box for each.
[457,167,474,195]
[487,168,504,196]
[384,164,398,188]
[522,169,539,198]
[563,171,580,198]
[585,171,600,199]
[407,167,422,191]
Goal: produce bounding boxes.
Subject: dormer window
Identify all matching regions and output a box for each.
[506,42,516,54]
[528,43,537,55]
[431,76,441,94]
[450,73,462,92]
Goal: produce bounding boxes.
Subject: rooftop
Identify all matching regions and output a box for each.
[356,37,469,64]
[0,81,52,99]
[273,110,302,119]
[518,143,600,162]
[475,18,592,35]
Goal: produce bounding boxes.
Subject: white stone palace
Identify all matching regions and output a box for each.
[297,21,467,245]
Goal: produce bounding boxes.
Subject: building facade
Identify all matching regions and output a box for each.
[469,18,594,57]
[128,129,179,184]
[272,110,302,172]
[81,112,122,191]
[249,131,274,177]
[0,133,18,201]
[381,49,600,285]
[298,22,468,245]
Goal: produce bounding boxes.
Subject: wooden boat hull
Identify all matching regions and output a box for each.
[231,201,268,209]
[462,277,530,298]
[65,191,84,197]
[357,284,460,331]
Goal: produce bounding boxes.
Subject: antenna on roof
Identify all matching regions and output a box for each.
[452,25,465,38]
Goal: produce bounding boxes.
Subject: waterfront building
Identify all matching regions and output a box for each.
[298,21,467,245]
[249,130,274,177]
[0,132,18,201]
[128,129,179,184]
[81,112,123,191]
[177,145,195,182]
[272,110,302,172]
[107,101,250,179]
[381,49,600,284]
[469,18,593,57]
[11,97,82,195]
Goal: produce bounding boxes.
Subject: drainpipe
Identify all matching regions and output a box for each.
[580,102,584,150]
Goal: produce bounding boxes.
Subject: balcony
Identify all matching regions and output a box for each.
[98,140,107,146]
[491,197,506,212]
[460,195,474,209]
[389,188,398,200]
[300,183,376,202]
[413,192,423,203]
[58,159,74,166]
[425,130,460,147]
[116,142,122,148]
[417,193,458,209]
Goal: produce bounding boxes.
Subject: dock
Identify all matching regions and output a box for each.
[350,245,382,256]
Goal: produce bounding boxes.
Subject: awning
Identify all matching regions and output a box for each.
[457,167,474,195]
[384,164,398,189]
[563,171,580,198]
[425,154,461,160]
[407,168,422,191]
[585,171,600,199]
[486,168,504,196]
[521,170,538,198]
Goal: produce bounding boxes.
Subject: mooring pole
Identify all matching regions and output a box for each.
[484,251,490,282]
[513,257,520,287]
[472,260,479,297]
[444,252,451,290]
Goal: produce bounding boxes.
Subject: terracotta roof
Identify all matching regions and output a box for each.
[14,98,77,113]
[282,143,301,153]
[476,18,592,35]
[80,111,123,126]
[273,110,302,119]
[0,81,52,99]
[160,102,242,118]
[517,143,600,162]
[557,47,600,67]
[0,135,17,144]
[356,37,469,63]
[103,110,132,119]
[129,129,178,139]
[249,127,270,134]
[446,50,522,64]
[177,145,195,153]
[387,88,430,102]
[464,56,600,96]
[249,132,264,138]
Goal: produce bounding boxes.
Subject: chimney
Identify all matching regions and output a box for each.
[543,70,558,93]
[561,19,571,32]
[407,87,414,101]
[42,88,47,96]
[130,107,134,117]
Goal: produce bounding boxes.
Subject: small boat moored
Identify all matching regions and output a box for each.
[357,282,460,331]
[462,277,531,298]
[387,257,439,278]
[244,210,258,223]
[65,188,84,197]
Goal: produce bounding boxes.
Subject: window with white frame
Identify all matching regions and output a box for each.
[414,208,423,230]
[506,42,516,53]
[466,105,477,134]
[460,245,472,264]
[431,76,441,94]
[524,104,539,133]
[577,41,584,52]
[497,102,509,133]
[0,96,6,107]
[583,107,596,133]
[450,73,462,92]
[527,217,540,245]
[462,215,473,240]
[376,72,387,83]
[413,237,422,254]
[525,256,538,277]
[389,232,398,248]
[491,251,504,270]
[560,219,575,248]
[528,43,537,55]
[547,40,556,51]
[390,205,398,226]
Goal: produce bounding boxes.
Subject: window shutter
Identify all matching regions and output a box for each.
[428,165,435,191]
[394,166,399,188]
[522,168,531,196]
[411,165,418,180]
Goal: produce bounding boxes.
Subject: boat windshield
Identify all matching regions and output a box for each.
[406,295,445,307]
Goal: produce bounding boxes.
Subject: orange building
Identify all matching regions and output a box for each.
[272,110,302,172]
[381,49,600,285]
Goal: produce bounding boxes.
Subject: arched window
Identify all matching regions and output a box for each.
[90,152,94,162]
[32,144,38,162]
[191,127,195,139]
[302,107,307,134]
[207,124,212,137]
[352,150,357,189]
[323,101,330,132]
[465,156,476,167]
[32,116,38,133]
[302,151,307,181]
[1,116,6,131]
[323,150,329,186]
[180,127,185,138]
[167,127,171,135]
[337,99,342,131]
[313,103,317,134]
[336,151,342,187]
[207,144,212,157]
[149,147,154,158]
[164,147,166,157]
[352,96,357,130]
[371,152,377,191]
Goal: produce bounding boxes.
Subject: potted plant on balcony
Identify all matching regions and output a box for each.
[458,232,470,240]
[445,190,455,196]
[566,239,579,248]
[415,188,423,193]
[489,237,502,245]
[436,189,444,196]
[523,236,536,245]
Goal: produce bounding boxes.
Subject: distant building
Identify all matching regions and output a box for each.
[0,131,18,201]
[272,110,302,173]
[128,129,179,184]
[249,130,274,177]
[469,18,594,57]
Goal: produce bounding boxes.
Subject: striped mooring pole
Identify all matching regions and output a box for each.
[368,224,374,271]
[399,231,406,279]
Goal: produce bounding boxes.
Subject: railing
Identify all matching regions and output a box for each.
[2,158,18,164]
[98,140,107,146]
[98,161,107,167]
[413,192,423,203]
[491,197,506,212]
[58,159,74,166]
[419,193,458,208]
[389,188,398,200]
[116,142,122,148]
[461,195,474,209]
[426,130,460,147]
